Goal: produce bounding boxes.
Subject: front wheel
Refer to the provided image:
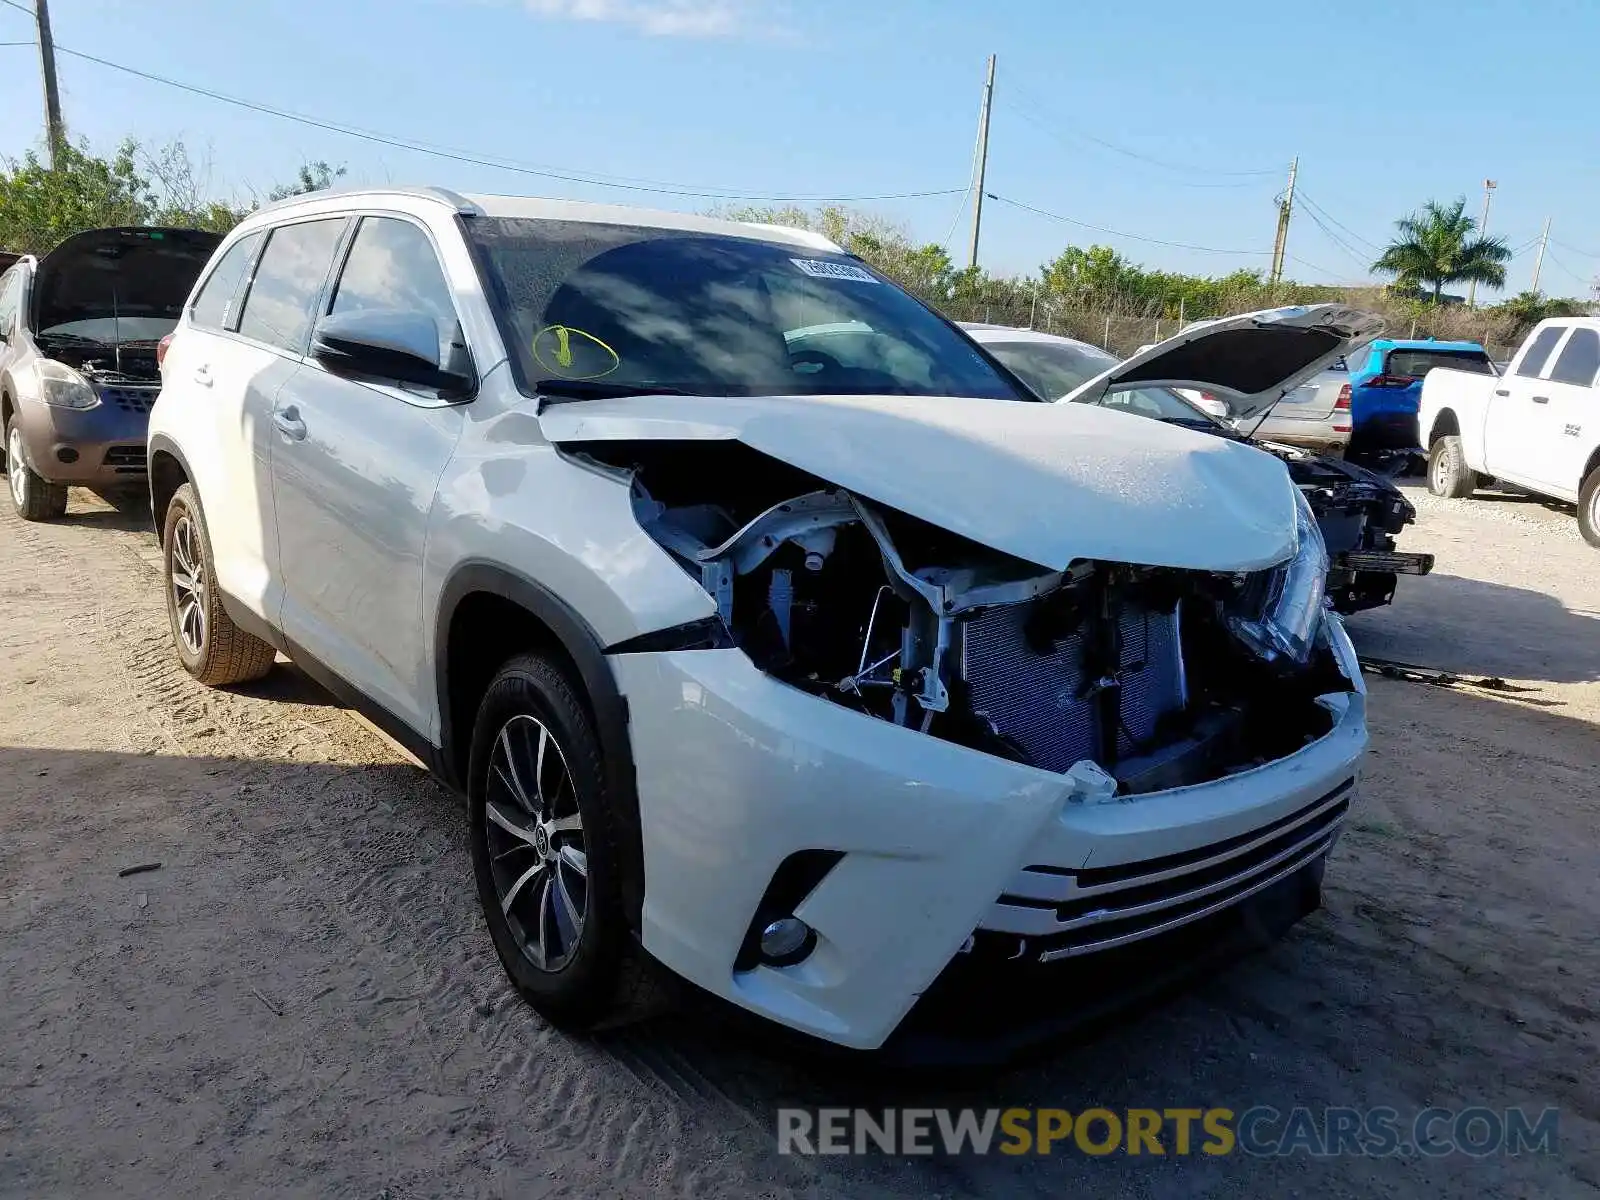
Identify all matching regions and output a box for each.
[469,653,646,1029]
[6,417,68,521]
[1579,466,1600,549]
[162,483,277,685]
[1427,435,1478,499]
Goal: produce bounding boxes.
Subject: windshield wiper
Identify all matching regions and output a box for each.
[37,332,107,347]
[534,379,695,403]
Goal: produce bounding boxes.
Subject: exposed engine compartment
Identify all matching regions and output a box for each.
[576,440,1353,796]
[38,337,163,384]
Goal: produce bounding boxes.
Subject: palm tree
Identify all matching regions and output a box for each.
[1371,198,1511,304]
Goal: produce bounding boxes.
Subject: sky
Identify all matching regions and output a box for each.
[2,0,1597,299]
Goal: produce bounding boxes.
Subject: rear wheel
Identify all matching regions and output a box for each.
[469,653,647,1029]
[1427,435,1478,499]
[1579,466,1600,549]
[162,483,277,685]
[6,417,69,521]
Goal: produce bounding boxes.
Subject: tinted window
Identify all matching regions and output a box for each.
[190,233,261,331]
[1549,329,1600,388]
[1384,348,1493,378]
[329,217,460,364]
[1514,326,1565,378]
[467,218,1024,401]
[237,219,347,353]
[984,338,1209,423]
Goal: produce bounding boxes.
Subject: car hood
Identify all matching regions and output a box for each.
[1063,303,1385,421]
[31,227,222,335]
[540,393,1298,572]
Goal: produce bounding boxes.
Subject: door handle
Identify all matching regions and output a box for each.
[193,365,213,388]
[1531,395,1550,405]
[272,406,307,440]
[1494,388,1510,397]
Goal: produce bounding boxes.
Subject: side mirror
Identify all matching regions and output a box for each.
[311,309,472,394]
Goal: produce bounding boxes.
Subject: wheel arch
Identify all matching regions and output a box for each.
[146,433,194,548]
[1427,407,1460,447]
[1583,444,1600,492]
[435,562,644,933]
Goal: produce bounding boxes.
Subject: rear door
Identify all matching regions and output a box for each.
[1484,324,1565,483]
[268,214,469,734]
[172,217,347,624]
[1533,326,1599,500]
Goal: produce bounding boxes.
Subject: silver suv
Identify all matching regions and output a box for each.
[150,187,1366,1058]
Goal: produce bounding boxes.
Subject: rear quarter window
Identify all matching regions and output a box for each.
[190,233,262,332]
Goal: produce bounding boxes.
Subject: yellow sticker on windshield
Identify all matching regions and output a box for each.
[532,324,621,380]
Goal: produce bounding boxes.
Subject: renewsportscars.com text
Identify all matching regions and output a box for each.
[777,1106,1559,1158]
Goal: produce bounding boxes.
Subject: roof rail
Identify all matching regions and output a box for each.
[250,185,483,219]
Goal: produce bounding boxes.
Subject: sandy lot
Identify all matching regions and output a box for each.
[1,482,1596,1199]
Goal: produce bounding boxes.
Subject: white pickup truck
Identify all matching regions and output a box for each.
[1419,316,1600,546]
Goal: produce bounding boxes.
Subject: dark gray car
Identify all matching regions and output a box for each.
[0,227,221,519]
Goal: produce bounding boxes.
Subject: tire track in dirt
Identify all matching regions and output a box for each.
[1,494,824,1198]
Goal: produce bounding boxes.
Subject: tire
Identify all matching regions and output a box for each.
[6,416,69,521]
[1427,435,1478,499]
[1579,466,1600,549]
[468,653,649,1029]
[161,483,277,686]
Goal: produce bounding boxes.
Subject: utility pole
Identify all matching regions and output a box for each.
[35,0,65,168]
[967,54,996,271]
[1530,216,1551,296]
[1467,179,1496,307]
[1268,156,1298,284]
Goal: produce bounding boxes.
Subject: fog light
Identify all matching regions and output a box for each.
[56,447,79,464]
[758,917,814,966]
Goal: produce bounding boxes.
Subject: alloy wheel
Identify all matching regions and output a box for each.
[484,714,589,971]
[170,515,208,656]
[7,426,26,509]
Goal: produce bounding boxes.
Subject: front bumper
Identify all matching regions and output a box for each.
[16,388,154,485]
[610,617,1368,1052]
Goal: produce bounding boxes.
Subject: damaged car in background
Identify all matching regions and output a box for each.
[0,226,221,520]
[963,310,1436,614]
[148,191,1369,1064]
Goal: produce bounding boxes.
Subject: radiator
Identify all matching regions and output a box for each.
[959,601,1186,774]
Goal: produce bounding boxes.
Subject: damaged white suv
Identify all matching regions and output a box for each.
[149,188,1368,1060]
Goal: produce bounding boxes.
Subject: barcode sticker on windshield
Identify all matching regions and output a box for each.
[791,258,880,284]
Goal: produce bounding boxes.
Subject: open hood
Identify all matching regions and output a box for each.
[31,227,222,336]
[1061,304,1385,421]
[541,392,1298,573]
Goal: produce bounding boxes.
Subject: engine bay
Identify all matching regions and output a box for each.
[576,439,1354,796]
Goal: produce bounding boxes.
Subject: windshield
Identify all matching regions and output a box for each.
[467,218,1027,401]
[983,338,1214,422]
[1383,348,1492,378]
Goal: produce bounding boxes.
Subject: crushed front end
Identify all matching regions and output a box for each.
[588,440,1367,1054]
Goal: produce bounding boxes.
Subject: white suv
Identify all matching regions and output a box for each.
[149,188,1367,1059]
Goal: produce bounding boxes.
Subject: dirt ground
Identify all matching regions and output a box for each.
[1,480,1596,1199]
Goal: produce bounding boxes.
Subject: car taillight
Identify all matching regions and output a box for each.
[1370,374,1417,389]
[1335,384,1351,410]
[156,333,173,369]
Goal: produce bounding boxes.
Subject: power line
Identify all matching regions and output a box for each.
[1551,237,1599,259]
[0,38,34,44]
[1541,249,1591,287]
[1296,203,1371,269]
[53,44,965,204]
[986,192,1270,256]
[0,0,33,15]
[1005,78,1280,179]
[1295,190,1382,251]
[1001,98,1266,190]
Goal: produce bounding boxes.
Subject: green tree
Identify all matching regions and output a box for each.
[1371,197,1511,305]
[0,139,347,256]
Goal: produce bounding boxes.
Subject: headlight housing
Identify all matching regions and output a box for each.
[1228,488,1329,665]
[32,360,101,410]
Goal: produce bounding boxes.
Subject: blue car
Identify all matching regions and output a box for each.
[1347,339,1494,452]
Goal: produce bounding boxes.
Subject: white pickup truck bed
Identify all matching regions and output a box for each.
[1418,317,1600,545]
